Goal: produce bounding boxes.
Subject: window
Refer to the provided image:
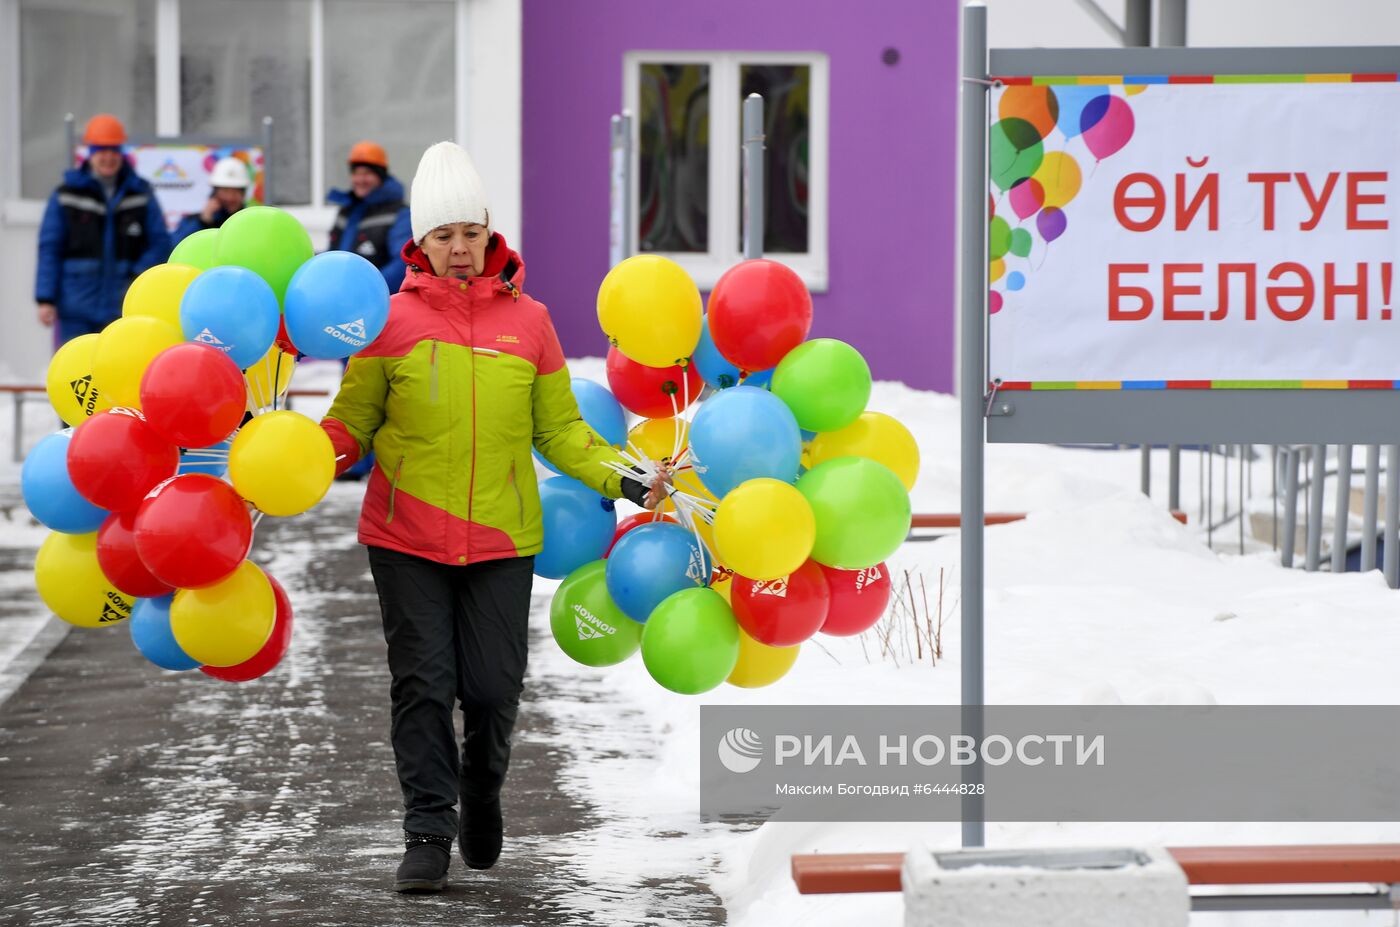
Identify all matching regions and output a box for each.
[625,52,828,290]
[18,0,157,199]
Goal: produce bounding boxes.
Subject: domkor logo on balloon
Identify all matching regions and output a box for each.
[69,375,99,415]
[325,318,369,345]
[572,602,619,640]
[194,328,228,350]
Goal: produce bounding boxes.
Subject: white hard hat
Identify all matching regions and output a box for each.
[209,156,251,190]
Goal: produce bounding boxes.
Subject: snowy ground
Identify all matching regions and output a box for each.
[3,357,1398,924]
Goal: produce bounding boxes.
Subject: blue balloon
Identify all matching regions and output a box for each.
[180,266,280,369]
[535,476,617,579]
[743,368,774,390]
[130,596,201,671]
[693,315,743,390]
[605,522,712,622]
[1006,271,1026,292]
[177,438,231,478]
[283,251,391,359]
[21,431,108,533]
[688,385,802,498]
[536,379,628,475]
[1054,86,1109,139]
[800,429,818,443]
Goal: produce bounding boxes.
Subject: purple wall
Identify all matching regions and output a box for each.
[521,0,958,392]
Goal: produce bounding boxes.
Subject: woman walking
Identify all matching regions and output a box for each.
[321,141,665,892]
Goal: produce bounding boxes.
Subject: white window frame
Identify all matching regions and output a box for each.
[623,50,829,292]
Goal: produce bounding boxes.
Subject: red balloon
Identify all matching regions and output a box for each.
[707,259,812,372]
[96,510,175,598]
[605,511,678,557]
[818,562,891,636]
[605,347,702,419]
[201,575,293,682]
[133,474,252,589]
[275,318,297,355]
[731,560,831,647]
[140,342,248,448]
[67,407,180,512]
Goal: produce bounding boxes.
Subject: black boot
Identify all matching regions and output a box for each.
[459,797,503,870]
[395,832,451,893]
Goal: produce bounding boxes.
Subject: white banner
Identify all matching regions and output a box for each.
[75,143,264,231]
[987,79,1400,387]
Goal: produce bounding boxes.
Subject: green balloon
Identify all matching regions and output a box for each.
[989,117,1044,193]
[169,228,220,270]
[771,339,872,433]
[640,587,740,694]
[1009,227,1033,258]
[797,457,911,569]
[550,561,642,667]
[213,206,314,305]
[988,216,1013,261]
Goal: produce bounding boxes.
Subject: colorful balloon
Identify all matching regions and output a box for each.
[1008,178,1044,221]
[570,379,627,446]
[998,85,1058,139]
[596,254,703,367]
[989,117,1044,192]
[96,510,175,598]
[129,595,200,671]
[989,290,1004,314]
[549,560,642,667]
[692,314,743,390]
[535,476,618,579]
[282,251,391,359]
[1033,151,1082,209]
[606,511,678,557]
[133,474,252,589]
[726,629,800,689]
[170,559,276,667]
[177,439,231,478]
[34,531,134,628]
[688,386,802,499]
[180,266,281,369]
[605,347,703,419]
[122,263,202,331]
[808,412,920,492]
[1053,86,1109,139]
[1081,94,1135,160]
[731,560,831,647]
[213,206,315,306]
[21,431,108,533]
[92,315,185,409]
[989,215,1013,260]
[770,339,872,433]
[989,258,1006,283]
[168,228,219,269]
[819,562,892,636]
[1037,206,1068,243]
[139,343,247,448]
[1009,227,1033,258]
[628,416,688,464]
[640,587,739,694]
[45,333,110,427]
[245,346,297,410]
[67,407,180,512]
[713,479,815,581]
[707,259,812,372]
[228,410,334,516]
[606,522,712,622]
[797,458,911,570]
[200,574,294,682]
[1006,271,1026,292]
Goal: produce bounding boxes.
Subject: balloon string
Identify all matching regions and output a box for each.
[271,347,285,412]
[181,449,230,458]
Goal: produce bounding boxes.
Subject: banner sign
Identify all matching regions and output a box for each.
[987,75,1400,390]
[74,143,265,231]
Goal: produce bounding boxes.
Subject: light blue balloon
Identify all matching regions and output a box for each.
[130,596,201,671]
[180,266,280,368]
[177,438,231,478]
[693,315,742,390]
[535,476,617,579]
[536,379,628,475]
[1006,271,1026,292]
[21,431,108,533]
[743,368,774,390]
[605,522,712,622]
[1053,86,1109,139]
[283,251,391,359]
[688,385,802,498]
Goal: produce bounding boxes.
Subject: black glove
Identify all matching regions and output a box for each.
[620,476,650,508]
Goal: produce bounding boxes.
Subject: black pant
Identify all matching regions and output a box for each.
[366,547,535,838]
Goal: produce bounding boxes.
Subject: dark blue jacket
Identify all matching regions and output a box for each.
[35,162,171,325]
[327,175,412,292]
[171,204,240,246]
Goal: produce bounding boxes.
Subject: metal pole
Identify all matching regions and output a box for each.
[958,2,988,849]
[1305,444,1325,571]
[1157,0,1188,46]
[1207,445,1214,549]
[1139,445,1150,497]
[1123,0,1151,46]
[1238,445,1245,556]
[609,114,626,267]
[1385,445,1400,589]
[1281,448,1299,569]
[1168,444,1181,512]
[742,93,765,260]
[261,116,274,205]
[1362,445,1380,572]
[1332,444,1352,573]
[1271,445,1278,550]
[621,111,634,258]
[64,113,76,167]
[12,393,24,464]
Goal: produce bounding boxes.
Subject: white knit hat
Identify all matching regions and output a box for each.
[409,141,490,243]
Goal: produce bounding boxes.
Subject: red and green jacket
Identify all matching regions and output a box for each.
[322,235,629,566]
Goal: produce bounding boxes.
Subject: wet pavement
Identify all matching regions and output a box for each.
[0,485,727,926]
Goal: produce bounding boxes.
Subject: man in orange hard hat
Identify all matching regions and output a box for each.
[34,113,171,346]
[328,141,413,292]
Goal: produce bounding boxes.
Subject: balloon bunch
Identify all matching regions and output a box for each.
[543,255,919,695]
[24,206,390,681]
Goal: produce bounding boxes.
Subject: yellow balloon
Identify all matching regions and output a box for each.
[45,333,112,427]
[229,410,335,516]
[1033,151,1082,209]
[596,255,702,367]
[713,478,815,581]
[727,628,800,688]
[171,560,275,666]
[34,531,134,629]
[245,346,297,411]
[808,412,921,492]
[92,315,184,409]
[122,263,202,330]
[628,416,688,463]
[989,257,1005,283]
